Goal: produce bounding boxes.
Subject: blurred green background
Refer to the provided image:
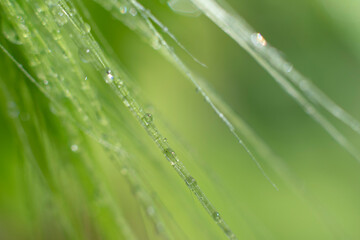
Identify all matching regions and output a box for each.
[1,0,360,239]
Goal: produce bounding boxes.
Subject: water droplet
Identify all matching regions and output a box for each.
[251,33,267,48]
[78,47,94,63]
[43,80,49,85]
[119,85,129,97]
[142,113,153,125]
[163,138,168,143]
[186,176,197,188]
[65,90,71,98]
[120,6,127,14]
[212,211,221,222]
[2,18,22,45]
[49,104,58,115]
[52,8,68,26]
[165,148,178,165]
[105,70,114,83]
[284,62,293,73]
[129,8,137,16]
[224,229,235,239]
[168,0,201,17]
[46,0,59,7]
[71,144,78,152]
[7,101,19,118]
[82,23,91,34]
[152,38,162,50]
[16,16,24,23]
[123,99,130,107]
[147,207,155,216]
[19,24,30,39]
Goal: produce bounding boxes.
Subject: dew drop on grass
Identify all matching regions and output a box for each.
[212,211,221,222]
[2,18,22,45]
[251,32,267,48]
[186,176,197,188]
[71,144,79,152]
[165,148,178,165]
[168,0,201,17]
[284,62,293,72]
[120,6,127,14]
[142,113,153,125]
[52,8,68,26]
[129,8,137,16]
[82,23,91,34]
[146,206,155,216]
[78,47,94,63]
[105,70,114,83]
[7,101,19,118]
[152,38,163,50]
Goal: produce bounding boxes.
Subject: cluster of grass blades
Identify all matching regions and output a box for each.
[0,0,359,239]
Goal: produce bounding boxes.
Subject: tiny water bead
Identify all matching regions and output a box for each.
[119,6,127,14]
[70,144,78,152]
[283,62,293,73]
[212,211,221,222]
[105,70,114,83]
[51,7,68,26]
[186,176,197,188]
[118,84,130,98]
[2,18,22,45]
[224,229,236,239]
[82,23,91,34]
[168,0,201,17]
[129,8,137,16]
[78,47,94,63]
[251,32,267,48]
[146,206,155,216]
[152,37,163,50]
[142,113,153,125]
[7,101,20,118]
[165,148,178,165]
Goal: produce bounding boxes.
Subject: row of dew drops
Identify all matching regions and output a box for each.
[0,3,256,237]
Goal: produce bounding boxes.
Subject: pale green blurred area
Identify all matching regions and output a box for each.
[1,0,360,239]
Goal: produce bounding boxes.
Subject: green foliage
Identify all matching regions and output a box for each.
[1,0,360,239]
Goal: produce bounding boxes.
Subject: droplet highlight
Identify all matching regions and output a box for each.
[105,70,114,83]
[212,211,221,222]
[142,113,153,125]
[78,47,94,63]
[2,18,22,45]
[71,144,78,152]
[251,33,267,48]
